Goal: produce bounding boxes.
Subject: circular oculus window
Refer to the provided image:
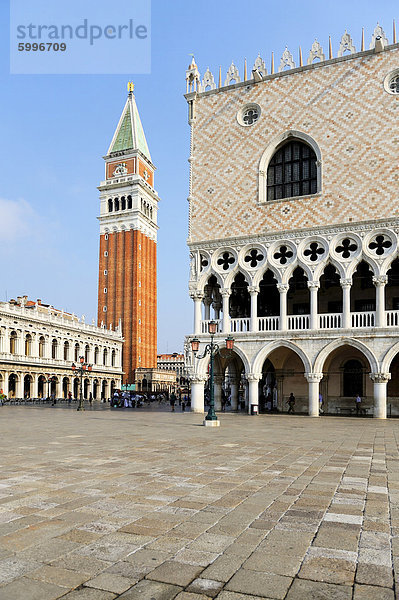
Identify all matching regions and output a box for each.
[237,103,261,126]
[383,70,399,95]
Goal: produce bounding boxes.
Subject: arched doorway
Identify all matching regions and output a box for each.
[258,347,307,413]
[73,377,79,399]
[259,359,276,413]
[211,349,246,412]
[83,378,89,399]
[62,377,69,398]
[320,344,372,415]
[8,374,17,398]
[110,380,115,396]
[24,374,32,398]
[101,380,108,400]
[38,375,46,398]
[50,377,57,398]
[93,379,99,400]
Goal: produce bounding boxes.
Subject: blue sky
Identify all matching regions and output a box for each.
[0,0,397,352]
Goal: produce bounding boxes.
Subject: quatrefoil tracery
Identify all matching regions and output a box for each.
[244,249,264,268]
[368,235,392,256]
[273,245,294,265]
[303,241,325,262]
[217,252,235,271]
[335,238,358,259]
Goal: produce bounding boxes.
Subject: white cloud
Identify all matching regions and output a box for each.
[0,197,41,242]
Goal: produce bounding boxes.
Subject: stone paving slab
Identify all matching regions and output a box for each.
[0,407,399,599]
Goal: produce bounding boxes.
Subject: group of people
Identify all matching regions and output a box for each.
[169,392,190,412]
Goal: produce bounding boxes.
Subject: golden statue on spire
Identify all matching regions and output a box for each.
[127,81,134,93]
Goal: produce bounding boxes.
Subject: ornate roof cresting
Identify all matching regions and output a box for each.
[278,47,295,72]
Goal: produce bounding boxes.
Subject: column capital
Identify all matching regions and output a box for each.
[340,278,352,288]
[190,291,204,300]
[372,275,388,287]
[213,375,224,385]
[246,372,262,381]
[370,372,391,383]
[277,283,289,293]
[305,372,324,383]
[190,374,208,384]
[220,288,231,297]
[248,286,259,295]
[307,281,320,290]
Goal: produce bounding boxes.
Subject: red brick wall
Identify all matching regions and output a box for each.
[97,229,157,383]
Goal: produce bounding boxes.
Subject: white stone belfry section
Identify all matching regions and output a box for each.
[338,31,356,56]
[201,68,216,92]
[369,23,389,49]
[225,62,241,86]
[278,47,295,72]
[253,54,267,77]
[307,40,325,64]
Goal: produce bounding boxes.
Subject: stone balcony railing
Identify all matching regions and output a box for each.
[199,310,399,334]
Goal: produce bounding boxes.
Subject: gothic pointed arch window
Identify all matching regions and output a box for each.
[267,140,317,201]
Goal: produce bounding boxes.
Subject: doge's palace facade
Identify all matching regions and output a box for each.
[184,25,399,418]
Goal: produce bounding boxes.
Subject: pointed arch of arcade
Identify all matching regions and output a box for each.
[197,270,224,295]
[313,257,346,281]
[313,338,379,375]
[281,260,313,285]
[223,268,251,291]
[346,256,379,279]
[252,339,312,375]
[253,264,282,287]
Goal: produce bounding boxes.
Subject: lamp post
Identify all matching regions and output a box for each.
[72,356,92,411]
[191,321,234,427]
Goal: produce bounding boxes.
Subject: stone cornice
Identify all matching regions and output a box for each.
[187,217,399,252]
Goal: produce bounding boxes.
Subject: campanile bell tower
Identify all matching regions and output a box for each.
[97,83,158,383]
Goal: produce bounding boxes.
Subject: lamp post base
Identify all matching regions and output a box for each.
[203,419,220,427]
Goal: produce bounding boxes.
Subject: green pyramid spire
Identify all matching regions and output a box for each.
[108,92,152,161]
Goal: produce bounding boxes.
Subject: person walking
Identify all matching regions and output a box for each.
[319,392,324,414]
[89,392,93,406]
[170,392,177,412]
[287,393,296,414]
[355,393,362,415]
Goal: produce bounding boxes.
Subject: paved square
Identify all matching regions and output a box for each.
[0,406,398,599]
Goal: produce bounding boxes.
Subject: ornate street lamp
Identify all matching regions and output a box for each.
[72,356,92,411]
[191,321,234,426]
